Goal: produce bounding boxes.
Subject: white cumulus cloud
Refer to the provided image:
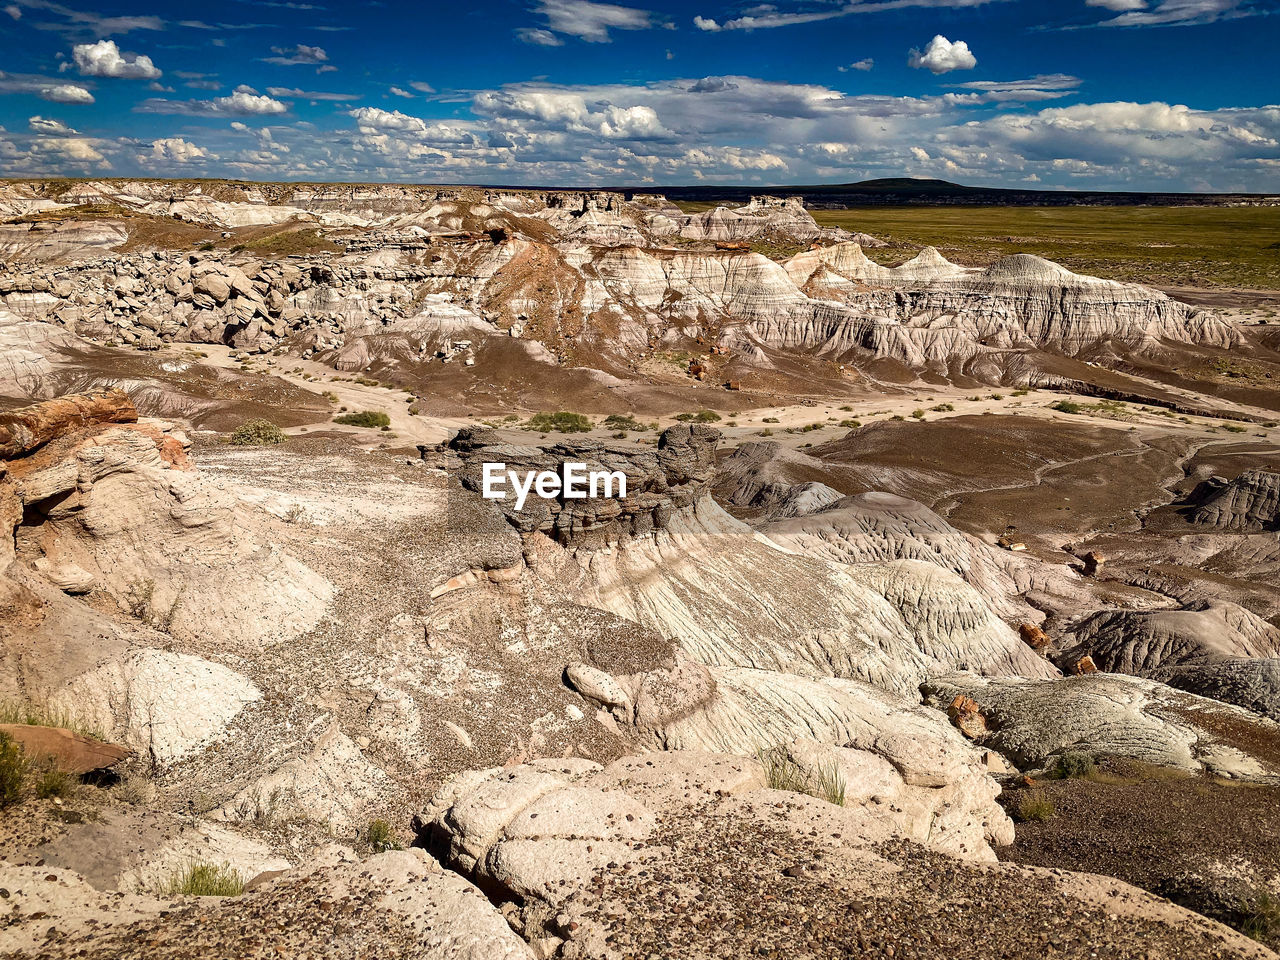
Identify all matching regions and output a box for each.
[149,137,214,163]
[908,36,977,74]
[70,40,161,80]
[40,84,95,104]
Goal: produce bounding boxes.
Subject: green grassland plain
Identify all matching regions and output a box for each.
[810,206,1280,291]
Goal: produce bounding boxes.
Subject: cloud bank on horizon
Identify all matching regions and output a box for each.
[0,0,1276,192]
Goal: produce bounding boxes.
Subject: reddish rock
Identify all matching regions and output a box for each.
[0,723,131,774]
[1075,655,1099,675]
[1019,623,1051,651]
[1082,551,1106,577]
[0,389,137,460]
[947,695,989,740]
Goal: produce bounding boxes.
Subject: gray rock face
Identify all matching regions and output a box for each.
[446,424,719,549]
[759,243,1240,364]
[1192,470,1280,532]
[1063,601,1280,720]
[923,672,1280,780]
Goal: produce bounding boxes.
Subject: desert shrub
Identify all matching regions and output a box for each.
[1052,400,1083,414]
[603,414,649,432]
[839,419,861,429]
[333,411,391,428]
[990,393,1005,400]
[524,411,592,433]
[1012,389,1030,396]
[1011,790,1055,822]
[365,818,402,853]
[229,419,287,446]
[762,416,780,424]
[890,414,905,421]
[839,405,853,412]
[163,862,245,897]
[911,409,926,420]
[0,733,24,807]
[759,428,774,437]
[674,410,722,423]
[1224,424,1247,433]
[1053,751,1098,780]
[931,403,955,412]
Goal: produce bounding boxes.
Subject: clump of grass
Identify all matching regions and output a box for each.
[757,744,846,807]
[911,409,926,420]
[524,411,592,433]
[1011,789,1055,822]
[334,410,391,428]
[930,403,955,412]
[674,409,722,423]
[1052,751,1098,780]
[1241,890,1280,945]
[762,416,780,424]
[1223,423,1247,433]
[365,818,402,853]
[0,733,25,808]
[0,702,100,737]
[839,419,861,429]
[229,419,287,446]
[759,428,774,437]
[35,767,74,800]
[162,862,245,897]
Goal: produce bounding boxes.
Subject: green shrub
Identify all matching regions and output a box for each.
[163,862,245,897]
[931,403,955,412]
[1223,424,1247,433]
[1053,751,1097,780]
[603,414,654,432]
[759,428,774,437]
[524,411,592,433]
[1012,790,1055,822]
[333,411,391,429]
[911,409,926,420]
[1052,400,1083,414]
[839,419,861,429]
[674,410,722,423]
[365,818,402,853]
[762,416,780,424]
[0,733,24,807]
[229,419,287,446]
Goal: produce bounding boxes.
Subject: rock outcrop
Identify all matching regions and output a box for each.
[446,423,718,548]
[1062,601,1280,720]
[923,672,1280,780]
[1192,470,1280,532]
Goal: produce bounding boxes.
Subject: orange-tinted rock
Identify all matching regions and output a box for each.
[0,389,137,460]
[947,694,988,740]
[1019,623,1051,651]
[1082,551,1106,577]
[1075,655,1099,675]
[0,723,130,774]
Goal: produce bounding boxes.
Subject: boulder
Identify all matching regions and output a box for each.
[0,723,130,774]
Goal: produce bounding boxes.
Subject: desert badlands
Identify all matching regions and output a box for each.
[0,179,1279,960]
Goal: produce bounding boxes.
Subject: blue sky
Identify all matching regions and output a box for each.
[0,0,1277,190]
